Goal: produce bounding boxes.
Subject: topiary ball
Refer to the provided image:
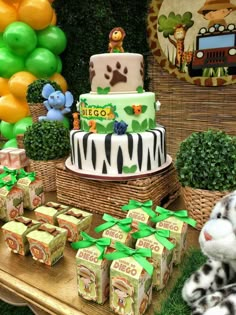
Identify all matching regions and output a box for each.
[23,121,70,161]
[26,78,62,104]
[175,129,236,191]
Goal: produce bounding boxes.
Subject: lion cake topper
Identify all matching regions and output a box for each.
[108,27,126,53]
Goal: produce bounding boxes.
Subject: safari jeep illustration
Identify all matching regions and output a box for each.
[77,265,97,301]
[111,277,134,315]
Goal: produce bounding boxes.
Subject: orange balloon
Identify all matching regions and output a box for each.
[50,8,57,26]
[49,73,68,93]
[0,77,10,96]
[3,0,22,9]
[18,0,53,30]
[0,94,29,123]
[0,0,18,32]
[9,71,37,100]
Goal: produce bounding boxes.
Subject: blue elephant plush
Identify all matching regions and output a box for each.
[38,84,74,121]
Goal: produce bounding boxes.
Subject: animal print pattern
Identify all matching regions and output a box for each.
[182,191,236,315]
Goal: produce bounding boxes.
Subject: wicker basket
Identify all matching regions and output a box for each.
[29,158,66,192]
[56,162,181,218]
[29,103,47,123]
[182,186,229,230]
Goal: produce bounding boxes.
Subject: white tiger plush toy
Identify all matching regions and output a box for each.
[182,191,236,315]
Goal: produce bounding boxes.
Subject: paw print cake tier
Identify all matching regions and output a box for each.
[67,28,170,179]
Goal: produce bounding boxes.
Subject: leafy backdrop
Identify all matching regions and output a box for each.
[53,0,151,101]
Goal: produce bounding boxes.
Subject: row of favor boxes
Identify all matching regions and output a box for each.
[0,147,28,169]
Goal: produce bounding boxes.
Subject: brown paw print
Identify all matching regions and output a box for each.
[104,62,128,86]
[89,61,96,83]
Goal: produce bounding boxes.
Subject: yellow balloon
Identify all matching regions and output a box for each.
[50,8,57,26]
[0,94,29,123]
[0,77,10,96]
[18,0,53,30]
[49,73,68,93]
[0,0,18,32]
[9,71,37,100]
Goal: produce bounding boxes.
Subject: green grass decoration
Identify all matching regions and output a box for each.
[155,248,206,315]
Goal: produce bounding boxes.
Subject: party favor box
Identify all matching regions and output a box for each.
[135,235,175,291]
[9,149,28,169]
[27,223,67,266]
[122,200,156,229]
[0,148,18,167]
[110,257,152,315]
[75,243,111,304]
[57,208,93,242]
[34,202,69,225]
[0,186,24,222]
[17,175,44,210]
[2,216,41,255]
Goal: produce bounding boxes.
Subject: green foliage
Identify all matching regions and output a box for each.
[149,118,155,129]
[175,130,236,191]
[132,120,141,132]
[122,165,137,174]
[141,118,148,130]
[137,86,144,93]
[23,121,70,161]
[158,11,194,37]
[124,106,134,115]
[26,79,62,104]
[141,105,147,113]
[97,87,111,94]
[96,122,106,133]
[53,0,150,101]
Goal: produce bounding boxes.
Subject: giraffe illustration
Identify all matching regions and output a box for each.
[167,24,187,68]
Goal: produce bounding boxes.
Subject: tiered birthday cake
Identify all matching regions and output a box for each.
[67,29,169,179]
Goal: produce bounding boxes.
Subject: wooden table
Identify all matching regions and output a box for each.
[0,195,199,315]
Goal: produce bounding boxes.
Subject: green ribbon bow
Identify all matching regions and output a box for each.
[0,174,17,191]
[121,199,156,218]
[132,222,175,251]
[18,169,36,182]
[95,214,132,233]
[71,231,111,259]
[152,206,196,227]
[0,167,18,179]
[105,242,153,276]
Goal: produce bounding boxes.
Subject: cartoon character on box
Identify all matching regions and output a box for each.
[39,83,74,122]
[111,277,134,315]
[77,265,97,301]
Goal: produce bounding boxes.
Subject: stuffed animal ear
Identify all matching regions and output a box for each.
[42,84,55,99]
[64,91,74,108]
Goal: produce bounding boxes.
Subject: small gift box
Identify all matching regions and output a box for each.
[151,207,196,265]
[27,223,67,266]
[106,242,153,315]
[132,223,175,290]
[72,232,111,304]
[0,148,18,167]
[95,214,133,249]
[2,216,41,255]
[16,169,44,210]
[0,167,18,183]
[0,175,24,222]
[9,149,28,169]
[34,202,69,225]
[57,208,93,242]
[121,200,156,229]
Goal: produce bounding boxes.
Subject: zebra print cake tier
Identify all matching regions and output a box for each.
[69,126,166,177]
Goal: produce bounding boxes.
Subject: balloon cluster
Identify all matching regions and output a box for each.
[0,0,68,148]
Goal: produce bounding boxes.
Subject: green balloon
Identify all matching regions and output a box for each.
[0,48,25,78]
[13,116,32,137]
[0,33,6,48]
[1,121,15,139]
[37,26,67,55]
[56,55,62,73]
[3,22,37,57]
[25,48,58,78]
[3,138,18,149]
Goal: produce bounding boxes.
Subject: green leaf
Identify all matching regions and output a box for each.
[83,120,89,132]
[124,106,134,115]
[141,119,148,131]
[97,87,110,94]
[96,122,106,133]
[132,120,141,132]
[106,121,114,134]
[136,86,144,93]
[149,118,156,129]
[141,105,147,114]
[122,165,137,174]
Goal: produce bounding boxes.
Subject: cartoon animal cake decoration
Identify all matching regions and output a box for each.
[108,27,126,53]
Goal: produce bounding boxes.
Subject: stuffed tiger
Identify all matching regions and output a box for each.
[182,191,236,315]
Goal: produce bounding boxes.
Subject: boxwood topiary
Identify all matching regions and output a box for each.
[175,129,236,191]
[26,79,62,104]
[23,121,70,161]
